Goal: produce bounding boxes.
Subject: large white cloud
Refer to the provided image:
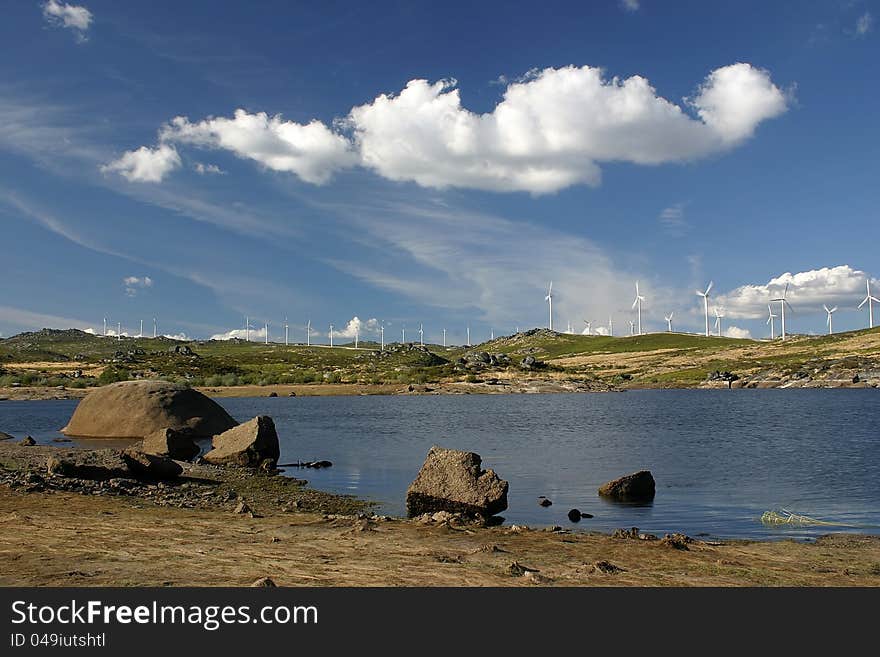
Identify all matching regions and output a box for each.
[42,1,92,40]
[159,110,357,184]
[210,326,267,341]
[347,63,787,193]
[106,63,788,192]
[332,316,381,339]
[101,144,181,183]
[715,266,877,319]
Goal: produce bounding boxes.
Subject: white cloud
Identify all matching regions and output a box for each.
[123,275,153,297]
[210,326,268,341]
[101,144,181,183]
[856,12,873,36]
[162,332,189,341]
[332,316,381,339]
[42,1,92,40]
[724,326,752,339]
[159,110,357,184]
[715,265,876,319]
[620,0,640,12]
[194,162,225,175]
[109,62,788,194]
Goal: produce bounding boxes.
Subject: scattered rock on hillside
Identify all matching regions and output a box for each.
[598,470,656,502]
[61,380,237,439]
[204,416,280,468]
[405,446,508,518]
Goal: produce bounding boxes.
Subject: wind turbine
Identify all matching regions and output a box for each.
[466,326,471,346]
[284,317,289,346]
[306,319,311,346]
[329,324,334,347]
[582,319,592,335]
[117,322,122,341]
[696,281,713,337]
[402,326,406,343]
[490,328,494,341]
[609,315,613,337]
[545,282,553,331]
[419,323,424,346]
[265,322,269,345]
[139,319,143,338]
[153,317,157,339]
[442,328,446,347]
[631,281,645,335]
[103,317,107,337]
[380,324,385,350]
[858,279,878,328]
[354,325,359,349]
[713,307,725,337]
[766,304,777,340]
[629,320,635,336]
[824,304,838,335]
[771,283,792,341]
[664,312,674,333]
[245,316,250,342]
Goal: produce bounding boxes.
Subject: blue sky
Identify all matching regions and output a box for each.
[1,1,878,343]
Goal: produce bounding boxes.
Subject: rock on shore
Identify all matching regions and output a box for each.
[406,446,508,518]
[141,428,200,461]
[61,380,237,439]
[203,416,280,468]
[46,448,181,481]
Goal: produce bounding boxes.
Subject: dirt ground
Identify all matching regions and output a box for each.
[1,486,878,587]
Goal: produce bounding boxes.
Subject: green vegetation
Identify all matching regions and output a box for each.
[1,325,878,390]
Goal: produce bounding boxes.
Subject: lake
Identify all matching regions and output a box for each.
[2,389,878,540]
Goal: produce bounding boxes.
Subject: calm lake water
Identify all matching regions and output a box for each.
[2,389,879,540]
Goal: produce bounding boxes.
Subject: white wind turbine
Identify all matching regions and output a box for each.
[664,312,674,333]
[329,323,334,347]
[284,317,289,346]
[103,317,107,337]
[582,319,592,335]
[153,317,157,339]
[713,307,725,337]
[628,320,635,336]
[771,283,792,341]
[117,322,122,341]
[354,324,359,349]
[139,319,143,338]
[380,324,385,350]
[858,279,878,328]
[696,281,713,337]
[264,322,269,345]
[466,326,471,346]
[402,326,406,343]
[245,316,251,342]
[442,328,447,347]
[608,315,613,337]
[545,282,553,331]
[631,281,645,335]
[419,323,424,346]
[766,304,777,340]
[306,319,311,346]
[824,304,838,335]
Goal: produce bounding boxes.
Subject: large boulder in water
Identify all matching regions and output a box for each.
[598,470,656,502]
[60,381,237,439]
[203,416,280,467]
[405,446,508,518]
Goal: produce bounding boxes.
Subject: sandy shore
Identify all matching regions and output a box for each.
[1,443,878,587]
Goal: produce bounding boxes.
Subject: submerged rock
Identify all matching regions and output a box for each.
[204,416,280,468]
[405,446,508,518]
[61,380,237,439]
[598,470,656,502]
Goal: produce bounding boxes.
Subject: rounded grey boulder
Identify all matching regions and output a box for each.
[61,380,237,439]
[598,470,656,502]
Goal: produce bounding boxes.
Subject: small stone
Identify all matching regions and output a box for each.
[234,501,253,515]
[538,496,552,507]
[507,561,539,577]
[251,577,277,587]
[567,508,582,522]
[590,560,625,574]
[18,436,36,447]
